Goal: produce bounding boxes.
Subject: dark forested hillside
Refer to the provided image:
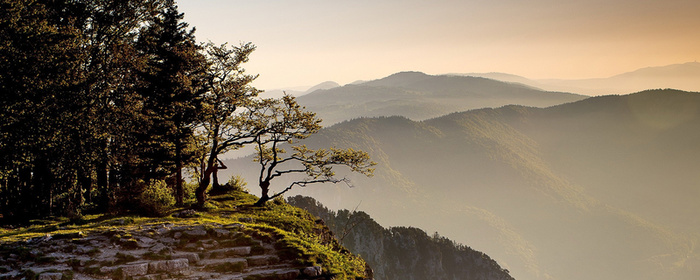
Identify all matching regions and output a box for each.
[287,196,515,280]
[295,72,585,125]
[225,89,700,280]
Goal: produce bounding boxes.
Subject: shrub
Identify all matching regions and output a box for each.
[138,180,175,216]
[183,180,198,204]
[209,175,248,195]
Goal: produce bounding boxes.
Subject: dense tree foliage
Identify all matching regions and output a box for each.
[134,1,208,206]
[0,0,209,221]
[0,0,374,222]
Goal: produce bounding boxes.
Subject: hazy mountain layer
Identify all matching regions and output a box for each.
[296,71,585,125]
[465,62,700,95]
[224,89,700,280]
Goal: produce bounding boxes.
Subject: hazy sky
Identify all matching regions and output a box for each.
[176,0,700,90]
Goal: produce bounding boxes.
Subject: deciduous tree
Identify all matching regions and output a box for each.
[194,42,259,206]
[250,96,375,206]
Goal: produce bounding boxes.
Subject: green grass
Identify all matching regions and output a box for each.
[0,190,369,280]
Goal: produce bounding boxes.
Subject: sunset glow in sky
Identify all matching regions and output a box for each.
[176,0,700,90]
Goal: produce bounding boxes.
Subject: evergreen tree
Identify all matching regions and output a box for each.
[135,0,208,206]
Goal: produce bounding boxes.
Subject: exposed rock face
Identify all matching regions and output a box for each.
[0,223,333,280]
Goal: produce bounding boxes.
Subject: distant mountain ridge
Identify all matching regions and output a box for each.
[461,62,700,95]
[305,81,340,94]
[296,71,585,125]
[224,89,700,280]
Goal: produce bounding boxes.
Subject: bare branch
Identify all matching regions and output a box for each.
[268,177,351,201]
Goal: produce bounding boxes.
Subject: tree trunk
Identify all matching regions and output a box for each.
[175,139,184,206]
[212,168,220,189]
[195,174,209,207]
[195,157,217,207]
[108,165,118,212]
[96,160,108,211]
[196,127,220,206]
[78,168,91,205]
[254,181,270,206]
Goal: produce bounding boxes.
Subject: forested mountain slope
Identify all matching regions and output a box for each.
[288,195,515,280]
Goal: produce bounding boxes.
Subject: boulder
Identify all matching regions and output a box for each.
[303,266,322,277]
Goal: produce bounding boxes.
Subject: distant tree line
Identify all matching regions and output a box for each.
[0,0,374,223]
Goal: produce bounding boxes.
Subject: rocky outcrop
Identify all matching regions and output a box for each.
[0,223,330,280]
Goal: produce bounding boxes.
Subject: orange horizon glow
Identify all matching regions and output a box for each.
[176,0,700,90]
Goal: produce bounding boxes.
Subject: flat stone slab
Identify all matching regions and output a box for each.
[148,258,190,274]
[121,262,150,277]
[173,252,200,263]
[246,255,280,267]
[198,257,247,267]
[208,246,251,258]
[180,226,208,238]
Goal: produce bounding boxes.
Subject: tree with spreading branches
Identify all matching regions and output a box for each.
[194,42,260,206]
[251,95,376,206]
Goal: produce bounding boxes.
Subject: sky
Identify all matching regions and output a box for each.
[176,0,700,90]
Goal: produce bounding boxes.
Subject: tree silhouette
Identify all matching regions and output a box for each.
[250,96,375,206]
